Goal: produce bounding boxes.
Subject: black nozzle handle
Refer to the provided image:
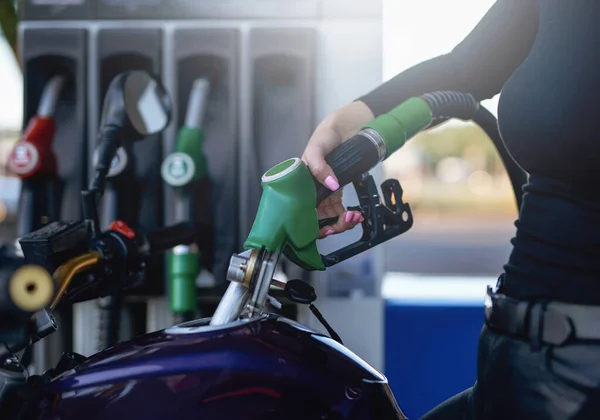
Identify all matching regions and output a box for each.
[147,221,197,253]
[315,133,381,205]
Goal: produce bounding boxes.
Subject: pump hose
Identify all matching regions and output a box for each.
[315,90,526,210]
[97,293,122,351]
[470,106,527,210]
[90,126,122,195]
[420,91,479,123]
[421,91,526,209]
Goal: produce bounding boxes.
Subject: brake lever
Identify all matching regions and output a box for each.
[319,174,413,267]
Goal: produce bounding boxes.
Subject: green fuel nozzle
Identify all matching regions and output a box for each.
[244,91,479,270]
[168,244,200,317]
[161,78,211,320]
[244,158,325,271]
[162,79,210,189]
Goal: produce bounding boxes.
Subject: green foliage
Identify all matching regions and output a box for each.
[0,0,18,61]
[413,120,500,167]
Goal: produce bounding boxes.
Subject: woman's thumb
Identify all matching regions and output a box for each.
[303,149,340,192]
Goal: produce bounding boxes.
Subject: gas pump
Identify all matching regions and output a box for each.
[161,78,213,323]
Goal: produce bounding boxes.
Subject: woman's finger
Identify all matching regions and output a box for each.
[318,210,364,239]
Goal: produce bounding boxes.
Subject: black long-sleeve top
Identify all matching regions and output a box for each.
[360,0,600,304]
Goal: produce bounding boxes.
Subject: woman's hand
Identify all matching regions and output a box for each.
[302,100,375,239]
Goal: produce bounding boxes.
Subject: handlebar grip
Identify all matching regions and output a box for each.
[315,133,381,205]
[0,264,54,317]
[147,222,196,253]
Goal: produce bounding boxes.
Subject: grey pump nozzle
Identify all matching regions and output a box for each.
[37,75,67,118]
[184,78,211,129]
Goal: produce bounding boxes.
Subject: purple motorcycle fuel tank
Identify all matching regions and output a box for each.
[38,314,405,419]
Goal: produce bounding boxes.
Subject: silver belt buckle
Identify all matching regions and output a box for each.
[484,286,494,322]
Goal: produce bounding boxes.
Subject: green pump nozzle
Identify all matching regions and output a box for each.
[161,78,211,322]
[162,78,210,188]
[244,91,479,270]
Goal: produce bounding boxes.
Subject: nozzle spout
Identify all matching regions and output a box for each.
[37,75,67,118]
[184,78,211,129]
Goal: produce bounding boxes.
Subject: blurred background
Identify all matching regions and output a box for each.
[0,1,520,418]
[381,0,515,277]
[0,14,22,236]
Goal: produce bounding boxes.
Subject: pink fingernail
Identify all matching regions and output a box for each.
[353,213,361,223]
[359,216,365,223]
[325,229,335,236]
[345,212,352,223]
[324,176,340,191]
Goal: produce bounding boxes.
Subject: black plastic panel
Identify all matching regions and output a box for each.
[21,28,88,228]
[244,27,316,236]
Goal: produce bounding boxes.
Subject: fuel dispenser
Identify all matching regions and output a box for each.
[161,78,213,324]
[13,26,88,374]
[83,28,166,354]
[18,0,385,372]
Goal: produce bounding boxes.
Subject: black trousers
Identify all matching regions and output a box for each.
[421,325,600,420]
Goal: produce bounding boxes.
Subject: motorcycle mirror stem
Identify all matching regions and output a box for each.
[161,78,210,323]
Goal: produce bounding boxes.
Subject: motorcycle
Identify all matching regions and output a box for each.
[0,71,526,419]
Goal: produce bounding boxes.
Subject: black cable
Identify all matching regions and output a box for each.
[20,345,32,368]
[308,304,343,345]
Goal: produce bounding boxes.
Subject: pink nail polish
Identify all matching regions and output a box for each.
[353,213,361,223]
[345,212,352,223]
[359,216,365,223]
[325,229,335,236]
[324,176,340,191]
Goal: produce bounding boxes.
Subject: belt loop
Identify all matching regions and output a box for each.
[528,301,546,351]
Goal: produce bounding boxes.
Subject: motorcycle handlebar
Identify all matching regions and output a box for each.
[146,221,197,253]
[50,252,101,310]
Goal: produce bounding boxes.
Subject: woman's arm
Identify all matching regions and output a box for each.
[360,0,540,116]
[305,0,539,237]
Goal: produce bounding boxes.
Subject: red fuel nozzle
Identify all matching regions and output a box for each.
[7,75,65,179]
[8,117,57,179]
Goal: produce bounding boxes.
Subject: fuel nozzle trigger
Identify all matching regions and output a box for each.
[319,174,413,267]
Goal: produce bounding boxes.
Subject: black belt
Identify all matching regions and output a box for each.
[484,286,600,347]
